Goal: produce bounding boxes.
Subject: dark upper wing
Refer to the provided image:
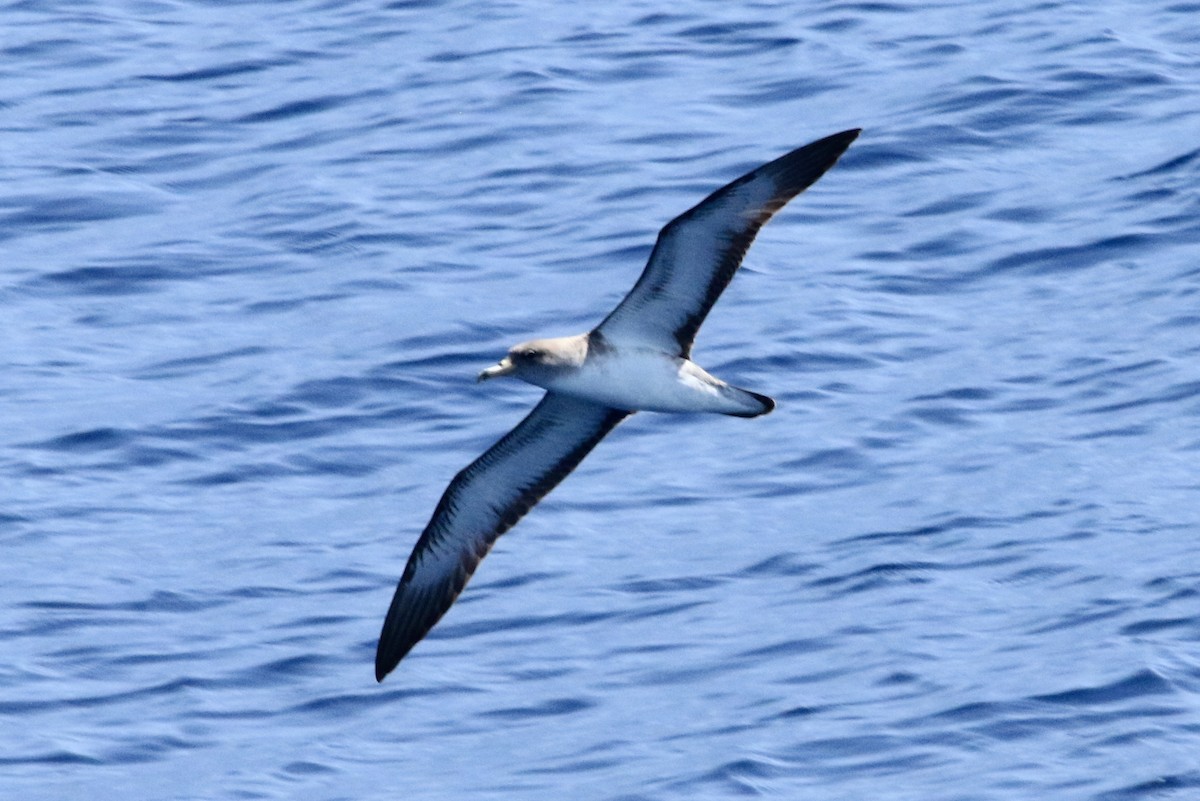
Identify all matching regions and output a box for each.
[375,391,629,681]
[594,129,860,358]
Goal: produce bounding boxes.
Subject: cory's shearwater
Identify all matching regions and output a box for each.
[376,129,860,680]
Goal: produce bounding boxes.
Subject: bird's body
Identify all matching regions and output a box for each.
[375,129,860,681]
[485,332,773,417]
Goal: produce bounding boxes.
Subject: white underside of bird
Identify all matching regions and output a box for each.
[479,333,772,417]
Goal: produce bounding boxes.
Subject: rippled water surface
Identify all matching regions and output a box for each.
[4,1,1200,799]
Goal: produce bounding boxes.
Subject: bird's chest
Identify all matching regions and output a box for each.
[544,351,719,412]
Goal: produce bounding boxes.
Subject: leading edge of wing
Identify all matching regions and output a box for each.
[375,392,630,681]
[594,129,860,357]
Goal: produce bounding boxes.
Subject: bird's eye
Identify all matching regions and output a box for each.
[522,349,538,359]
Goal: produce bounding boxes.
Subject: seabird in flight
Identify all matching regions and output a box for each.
[376,129,860,680]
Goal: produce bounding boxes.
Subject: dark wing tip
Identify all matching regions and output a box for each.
[374,592,421,682]
[817,128,863,151]
[375,620,410,682]
[765,128,861,199]
[375,652,396,683]
[375,570,468,682]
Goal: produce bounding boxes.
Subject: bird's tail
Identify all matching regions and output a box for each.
[720,386,775,418]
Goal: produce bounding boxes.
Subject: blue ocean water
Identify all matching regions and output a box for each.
[3,1,1199,798]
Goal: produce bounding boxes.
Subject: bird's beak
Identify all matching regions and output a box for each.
[477,357,515,382]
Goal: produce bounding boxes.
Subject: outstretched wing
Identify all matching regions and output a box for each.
[594,129,860,358]
[375,392,629,680]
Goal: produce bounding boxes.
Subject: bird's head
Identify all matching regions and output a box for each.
[477,336,587,384]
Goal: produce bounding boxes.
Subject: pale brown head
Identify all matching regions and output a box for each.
[477,335,590,384]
